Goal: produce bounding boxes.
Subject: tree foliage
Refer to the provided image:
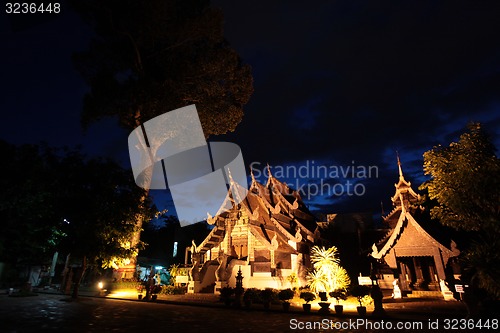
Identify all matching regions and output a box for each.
[0,142,61,265]
[71,0,253,136]
[0,142,155,280]
[54,151,155,269]
[420,123,500,298]
[421,123,500,233]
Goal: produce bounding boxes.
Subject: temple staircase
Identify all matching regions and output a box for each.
[406,290,444,299]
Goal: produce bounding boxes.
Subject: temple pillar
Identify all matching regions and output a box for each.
[185,247,191,266]
[413,257,423,280]
[433,248,446,280]
[399,261,410,291]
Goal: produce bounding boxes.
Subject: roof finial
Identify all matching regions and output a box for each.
[266,163,273,187]
[250,166,256,183]
[227,167,233,181]
[396,151,404,179]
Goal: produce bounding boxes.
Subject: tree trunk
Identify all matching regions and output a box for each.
[71,256,87,299]
[60,253,71,295]
[144,266,155,301]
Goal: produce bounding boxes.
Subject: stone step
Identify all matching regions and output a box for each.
[407,290,443,299]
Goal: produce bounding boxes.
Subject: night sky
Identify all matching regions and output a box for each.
[2,1,500,219]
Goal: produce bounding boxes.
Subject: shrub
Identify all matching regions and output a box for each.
[243,288,259,302]
[161,285,186,295]
[151,285,162,295]
[300,291,316,304]
[220,287,234,300]
[260,288,278,303]
[329,288,347,304]
[351,285,371,307]
[111,281,141,290]
[278,288,294,303]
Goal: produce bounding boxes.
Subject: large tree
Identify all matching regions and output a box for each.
[0,142,61,269]
[54,152,155,297]
[0,143,152,295]
[72,0,253,135]
[420,123,500,299]
[71,1,253,271]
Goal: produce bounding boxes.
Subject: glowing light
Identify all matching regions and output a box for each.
[109,290,137,298]
[155,266,163,270]
[173,242,178,257]
[98,282,103,289]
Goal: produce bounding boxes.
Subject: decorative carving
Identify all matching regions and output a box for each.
[207,212,216,225]
[294,229,302,242]
[271,234,279,250]
[215,252,229,282]
[189,240,201,281]
[250,206,259,220]
[272,203,281,215]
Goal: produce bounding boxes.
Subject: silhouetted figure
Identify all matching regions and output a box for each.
[371,284,386,317]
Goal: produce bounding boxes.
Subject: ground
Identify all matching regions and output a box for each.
[0,290,490,333]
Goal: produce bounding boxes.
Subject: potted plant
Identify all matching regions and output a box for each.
[150,285,162,301]
[329,289,347,315]
[243,288,259,309]
[278,288,294,312]
[317,291,331,314]
[260,288,276,310]
[351,285,371,316]
[220,287,234,307]
[300,291,316,313]
[318,291,328,302]
[136,284,144,300]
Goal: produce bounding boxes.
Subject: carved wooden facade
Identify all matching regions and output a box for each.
[371,158,459,296]
[188,168,319,292]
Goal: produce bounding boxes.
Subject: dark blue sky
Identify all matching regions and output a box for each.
[1,1,500,218]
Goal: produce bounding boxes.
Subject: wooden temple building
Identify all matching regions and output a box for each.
[371,158,460,299]
[186,167,321,293]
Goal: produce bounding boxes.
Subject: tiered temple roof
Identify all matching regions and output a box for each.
[195,166,318,256]
[371,157,459,265]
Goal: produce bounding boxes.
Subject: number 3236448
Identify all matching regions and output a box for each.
[6,3,61,14]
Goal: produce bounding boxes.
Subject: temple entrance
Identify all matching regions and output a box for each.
[397,256,439,291]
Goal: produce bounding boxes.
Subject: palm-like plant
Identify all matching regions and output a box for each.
[310,246,340,269]
[307,270,328,293]
[307,246,351,294]
[329,265,351,293]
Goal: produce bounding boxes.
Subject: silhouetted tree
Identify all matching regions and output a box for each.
[54,152,155,297]
[0,142,61,268]
[70,0,253,267]
[71,0,253,136]
[420,123,500,299]
[0,141,155,295]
